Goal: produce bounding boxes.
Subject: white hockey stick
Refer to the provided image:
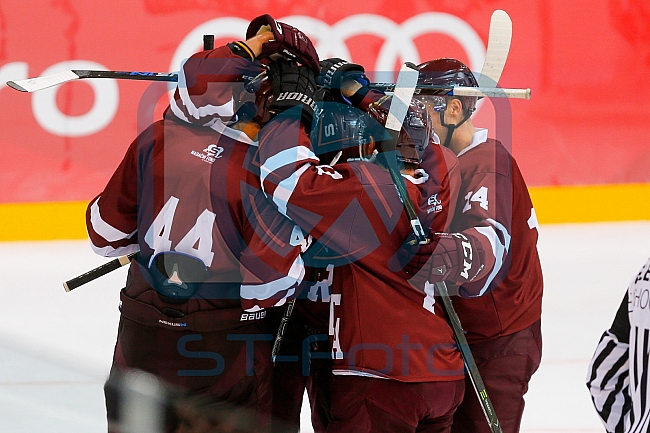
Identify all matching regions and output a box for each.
[478,9,512,88]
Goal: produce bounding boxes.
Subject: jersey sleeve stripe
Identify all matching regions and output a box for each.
[89,243,139,258]
[89,198,136,243]
[473,217,511,296]
[270,164,311,216]
[240,256,305,307]
[259,146,317,185]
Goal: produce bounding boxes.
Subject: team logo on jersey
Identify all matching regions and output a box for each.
[190,144,224,164]
[426,193,443,214]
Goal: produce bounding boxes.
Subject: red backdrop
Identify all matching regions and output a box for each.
[1,0,649,203]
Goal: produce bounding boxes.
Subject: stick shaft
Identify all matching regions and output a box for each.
[388,63,503,433]
[369,83,530,99]
[271,299,296,362]
[64,252,137,292]
[7,71,529,100]
[7,70,178,92]
[435,282,503,432]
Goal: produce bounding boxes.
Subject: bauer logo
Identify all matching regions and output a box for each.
[191,144,223,164]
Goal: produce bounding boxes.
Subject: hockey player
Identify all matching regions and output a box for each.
[403,58,544,433]
[256,59,491,433]
[85,18,320,433]
[586,257,650,432]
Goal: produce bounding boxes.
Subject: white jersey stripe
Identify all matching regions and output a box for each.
[89,198,136,243]
[473,217,511,296]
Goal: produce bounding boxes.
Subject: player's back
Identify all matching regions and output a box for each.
[451,137,543,342]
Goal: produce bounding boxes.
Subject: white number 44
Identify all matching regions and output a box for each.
[463,186,488,213]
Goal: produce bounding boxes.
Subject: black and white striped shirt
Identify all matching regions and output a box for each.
[587,257,650,432]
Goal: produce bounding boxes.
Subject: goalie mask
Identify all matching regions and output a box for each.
[416,58,479,148]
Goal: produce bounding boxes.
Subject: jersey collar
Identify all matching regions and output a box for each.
[457,128,488,157]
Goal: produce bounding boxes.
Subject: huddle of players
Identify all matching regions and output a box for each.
[85,14,543,433]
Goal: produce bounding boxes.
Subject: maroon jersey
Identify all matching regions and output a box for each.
[86,45,308,318]
[258,113,464,382]
[449,130,543,343]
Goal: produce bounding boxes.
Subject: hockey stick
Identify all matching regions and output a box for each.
[369,83,530,99]
[7,34,216,93]
[7,70,178,93]
[478,10,512,88]
[386,64,503,433]
[271,298,296,363]
[383,62,428,244]
[6,70,530,99]
[63,252,137,292]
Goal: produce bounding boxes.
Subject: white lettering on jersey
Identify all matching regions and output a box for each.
[330,294,343,359]
[308,264,334,302]
[144,196,216,266]
[528,208,539,231]
[423,281,436,313]
[315,165,343,180]
[463,186,489,213]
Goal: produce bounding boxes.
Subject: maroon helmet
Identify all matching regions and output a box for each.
[416,58,479,113]
[416,58,478,148]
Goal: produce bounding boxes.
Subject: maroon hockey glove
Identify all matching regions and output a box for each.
[318,58,369,103]
[268,60,317,128]
[400,232,486,284]
[246,14,320,73]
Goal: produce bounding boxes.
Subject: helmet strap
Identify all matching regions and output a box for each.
[439,108,471,149]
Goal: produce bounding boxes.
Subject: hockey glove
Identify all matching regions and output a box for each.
[268,60,317,128]
[246,14,320,73]
[318,58,369,104]
[400,232,486,284]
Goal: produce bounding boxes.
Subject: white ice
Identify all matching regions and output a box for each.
[1,221,649,432]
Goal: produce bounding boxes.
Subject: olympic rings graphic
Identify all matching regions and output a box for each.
[170,13,486,85]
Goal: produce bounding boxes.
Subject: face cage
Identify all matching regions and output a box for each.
[238,68,273,125]
[396,109,430,165]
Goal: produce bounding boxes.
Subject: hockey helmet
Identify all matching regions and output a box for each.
[416,58,478,148]
[310,100,390,165]
[365,96,433,165]
[416,58,479,114]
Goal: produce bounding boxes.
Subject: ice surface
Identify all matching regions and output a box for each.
[1,221,648,432]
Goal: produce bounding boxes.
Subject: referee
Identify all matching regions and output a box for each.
[587,256,650,432]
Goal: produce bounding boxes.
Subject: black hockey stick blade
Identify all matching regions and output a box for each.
[435,281,503,433]
[64,252,137,292]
